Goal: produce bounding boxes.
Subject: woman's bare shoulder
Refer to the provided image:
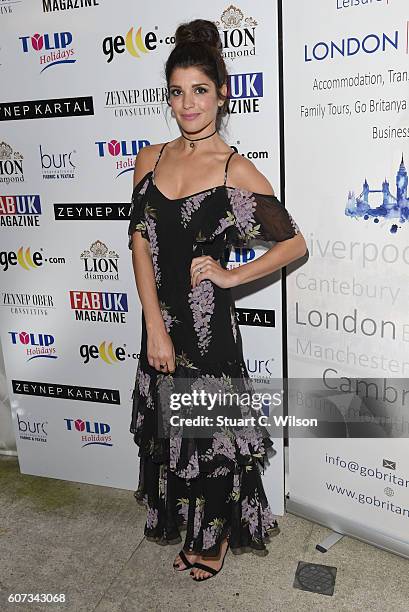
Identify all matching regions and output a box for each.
[227,154,275,196]
[133,143,167,185]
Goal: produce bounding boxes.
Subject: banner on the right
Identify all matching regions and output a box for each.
[283,0,409,558]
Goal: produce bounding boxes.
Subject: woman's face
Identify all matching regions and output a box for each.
[168,65,226,134]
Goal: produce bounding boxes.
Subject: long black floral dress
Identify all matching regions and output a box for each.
[127,143,300,558]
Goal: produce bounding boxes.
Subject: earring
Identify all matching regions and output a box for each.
[171,109,176,118]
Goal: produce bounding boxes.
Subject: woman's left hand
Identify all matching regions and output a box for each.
[190,256,236,289]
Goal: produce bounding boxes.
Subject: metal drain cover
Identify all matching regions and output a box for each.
[293,561,337,596]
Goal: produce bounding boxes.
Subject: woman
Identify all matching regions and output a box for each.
[128,19,307,582]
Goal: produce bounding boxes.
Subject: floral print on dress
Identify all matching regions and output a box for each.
[207,465,231,478]
[137,367,150,397]
[187,279,215,356]
[169,435,182,471]
[202,518,226,550]
[175,351,199,370]
[230,305,238,343]
[242,491,278,541]
[212,431,236,461]
[132,219,148,238]
[192,212,236,258]
[193,495,205,538]
[145,210,161,287]
[137,175,150,196]
[146,505,159,529]
[241,494,260,538]
[175,450,200,480]
[128,175,151,247]
[190,372,233,398]
[159,301,180,333]
[261,505,277,533]
[180,190,214,228]
[206,210,236,242]
[177,497,189,522]
[227,188,261,242]
[235,427,265,458]
[200,428,237,465]
[156,374,177,438]
[159,464,167,501]
[227,471,241,502]
[288,212,300,235]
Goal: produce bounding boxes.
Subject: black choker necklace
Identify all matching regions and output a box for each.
[181,129,217,148]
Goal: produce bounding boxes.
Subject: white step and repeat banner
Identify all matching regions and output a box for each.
[0,2,285,511]
[284,0,409,557]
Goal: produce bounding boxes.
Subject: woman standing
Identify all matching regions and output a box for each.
[128,19,307,582]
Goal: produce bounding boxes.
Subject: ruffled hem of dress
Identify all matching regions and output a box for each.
[133,457,280,558]
[134,519,280,558]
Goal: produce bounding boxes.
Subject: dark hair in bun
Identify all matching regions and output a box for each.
[175,19,222,51]
[165,19,229,130]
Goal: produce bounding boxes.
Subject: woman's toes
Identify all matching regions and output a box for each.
[174,550,198,570]
[191,568,210,580]
[173,554,185,569]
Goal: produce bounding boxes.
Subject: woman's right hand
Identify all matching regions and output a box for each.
[147,327,176,373]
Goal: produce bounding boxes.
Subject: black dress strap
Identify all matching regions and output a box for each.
[223,150,236,186]
[152,142,168,183]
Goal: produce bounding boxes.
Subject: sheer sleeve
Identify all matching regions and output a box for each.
[226,188,300,246]
[252,192,300,242]
[127,173,151,249]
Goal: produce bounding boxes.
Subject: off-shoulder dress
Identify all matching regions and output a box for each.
[127,142,300,557]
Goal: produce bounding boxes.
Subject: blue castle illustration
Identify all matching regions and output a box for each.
[345,155,409,234]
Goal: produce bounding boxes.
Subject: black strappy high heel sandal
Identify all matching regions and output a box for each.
[190,539,230,582]
[173,549,195,571]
